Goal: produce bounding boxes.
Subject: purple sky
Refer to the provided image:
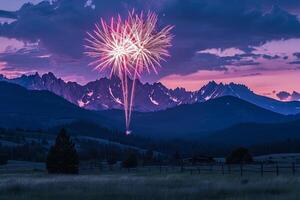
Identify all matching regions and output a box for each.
[1,0,300,99]
[0,1,44,11]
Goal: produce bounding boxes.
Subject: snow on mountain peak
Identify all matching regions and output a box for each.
[1,72,299,114]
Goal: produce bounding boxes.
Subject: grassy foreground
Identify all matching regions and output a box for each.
[0,173,299,200]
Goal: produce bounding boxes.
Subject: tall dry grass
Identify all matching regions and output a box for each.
[0,173,299,200]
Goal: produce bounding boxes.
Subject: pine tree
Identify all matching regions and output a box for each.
[46,128,79,174]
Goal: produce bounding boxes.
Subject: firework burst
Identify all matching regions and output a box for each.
[85,11,173,134]
[127,11,173,123]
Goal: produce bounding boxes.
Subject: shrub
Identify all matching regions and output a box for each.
[46,128,79,174]
[122,152,138,168]
[143,150,154,165]
[171,151,182,165]
[107,150,117,166]
[0,153,8,165]
[226,147,253,164]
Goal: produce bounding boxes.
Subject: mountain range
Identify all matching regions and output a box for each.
[1,80,300,150]
[1,72,300,115]
[1,80,299,138]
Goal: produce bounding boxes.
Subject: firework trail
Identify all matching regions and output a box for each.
[127,11,173,125]
[85,11,173,134]
[85,15,133,132]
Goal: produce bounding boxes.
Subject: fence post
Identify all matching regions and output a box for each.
[260,163,264,177]
[292,163,296,176]
[198,166,201,174]
[240,164,243,176]
[222,164,224,175]
[180,163,184,173]
[276,164,279,176]
[190,169,193,175]
[159,164,162,174]
[228,164,231,174]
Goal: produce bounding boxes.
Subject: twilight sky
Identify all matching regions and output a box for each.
[1,0,300,99]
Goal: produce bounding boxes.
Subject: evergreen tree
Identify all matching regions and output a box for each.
[46,129,79,174]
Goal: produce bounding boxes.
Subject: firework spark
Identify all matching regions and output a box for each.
[85,11,173,134]
[85,15,133,131]
[127,11,173,123]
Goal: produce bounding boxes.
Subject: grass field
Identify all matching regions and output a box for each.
[0,172,300,200]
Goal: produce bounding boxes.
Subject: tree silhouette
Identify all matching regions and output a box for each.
[122,152,138,168]
[143,150,154,165]
[226,147,253,164]
[107,148,118,166]
[0,153,8,165]
[46,128,79,174]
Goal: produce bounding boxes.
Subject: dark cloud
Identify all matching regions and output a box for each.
[241,73,261,77]
[185,52,262,72]
[159,0,300,75]
[262,54,280,60]
[276,91,300,101]
[0,47,51,70]
[293,52,300,59]
[1,0,300,79]
[292,91,300,101]
[0,44,96,83]
[289,61,300,65]
[276,91,291,100]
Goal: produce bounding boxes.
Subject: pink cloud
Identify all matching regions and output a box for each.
[0,61,37,78]
[251,39,300,57]
[197,48,245,57]
[0,37,24,53]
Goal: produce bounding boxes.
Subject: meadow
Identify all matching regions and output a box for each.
[1,172,300,200]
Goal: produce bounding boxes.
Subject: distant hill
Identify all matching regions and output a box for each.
[0,81,109,129]
[203,119,300,146]
[49,120,155,150]
[1,72,300,115]
[124,96,288,138]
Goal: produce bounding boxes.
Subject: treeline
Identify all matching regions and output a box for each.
[46,130,255,174]
[45,129,167,174]
[0,141,46,162]
[1,123,300,166]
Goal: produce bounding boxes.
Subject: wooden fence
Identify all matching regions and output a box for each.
[181,163,298,176]
[80,162,300,176]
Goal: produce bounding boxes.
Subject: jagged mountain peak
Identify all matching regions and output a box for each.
[41,71,56,79]
[0,72,299,115]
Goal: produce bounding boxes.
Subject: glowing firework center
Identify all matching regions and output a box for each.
[85,11,173,134]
